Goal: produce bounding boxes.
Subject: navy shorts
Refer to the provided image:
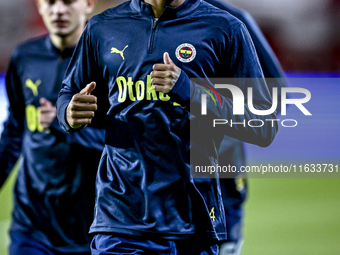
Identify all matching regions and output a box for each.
[9,230,91,255]
[219,203,244,255]
[91,234,219,255]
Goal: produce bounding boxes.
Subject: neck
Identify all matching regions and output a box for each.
[144,0,186,18]
[49,28,83,52]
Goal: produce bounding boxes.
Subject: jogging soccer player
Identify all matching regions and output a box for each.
[0,0,105,254]
[201,1,287,254]
[57,0,278,253]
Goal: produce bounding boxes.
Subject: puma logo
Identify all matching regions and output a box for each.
[111,45,129,60]
[25,79,41,96]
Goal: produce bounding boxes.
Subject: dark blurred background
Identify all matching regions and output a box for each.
[1,0,340,72]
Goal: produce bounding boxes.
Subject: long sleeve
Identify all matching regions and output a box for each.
[169,24,278,147]
[204,0,287,112]
[234,9,287,113]
[57,24,106,133]
[0,52,25,187]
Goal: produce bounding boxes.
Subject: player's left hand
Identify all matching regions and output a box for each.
[38,97,57,129]
[151,52,181,93]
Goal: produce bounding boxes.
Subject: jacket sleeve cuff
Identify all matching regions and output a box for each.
[168,70,194,108]
[57,95,85,133]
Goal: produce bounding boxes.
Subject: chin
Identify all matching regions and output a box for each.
[54,29,72,38]
[49,25,70,35]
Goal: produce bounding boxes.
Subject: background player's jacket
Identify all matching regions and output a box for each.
[0,36,105,253]
[204,0,287,241]
[57,0,278,240]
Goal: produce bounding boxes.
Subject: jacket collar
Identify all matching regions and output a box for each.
[130,0,201,18]
[45,36,75,58]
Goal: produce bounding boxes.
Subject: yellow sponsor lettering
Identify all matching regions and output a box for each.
[26,105,37,132]
[25,105,44,132]
[159,92,170,102]
[117,76,127,103]
[128,77,136,101]
[116,75,177,104]
[36,109,44,132]
[135,80,145,100]
[146,75,158,101]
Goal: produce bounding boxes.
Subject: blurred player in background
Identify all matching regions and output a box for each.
[203,1,287,254]
[0,0,106,254]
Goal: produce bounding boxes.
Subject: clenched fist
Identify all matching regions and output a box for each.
[66,82,97,129]
[151,52,182,94]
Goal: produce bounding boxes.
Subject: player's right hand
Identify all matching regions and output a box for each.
[66,82,97,129]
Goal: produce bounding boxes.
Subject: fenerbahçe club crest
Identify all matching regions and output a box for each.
[175,43,196,63]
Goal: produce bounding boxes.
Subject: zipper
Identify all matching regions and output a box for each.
[53,55,64,99]
[148,18,159,54]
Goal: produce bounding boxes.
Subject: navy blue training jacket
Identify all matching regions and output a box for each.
[57,0,277,240]
[203,0,287,241]
[0,36,105,253]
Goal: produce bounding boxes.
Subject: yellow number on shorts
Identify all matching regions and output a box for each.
[235,178,245,192]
